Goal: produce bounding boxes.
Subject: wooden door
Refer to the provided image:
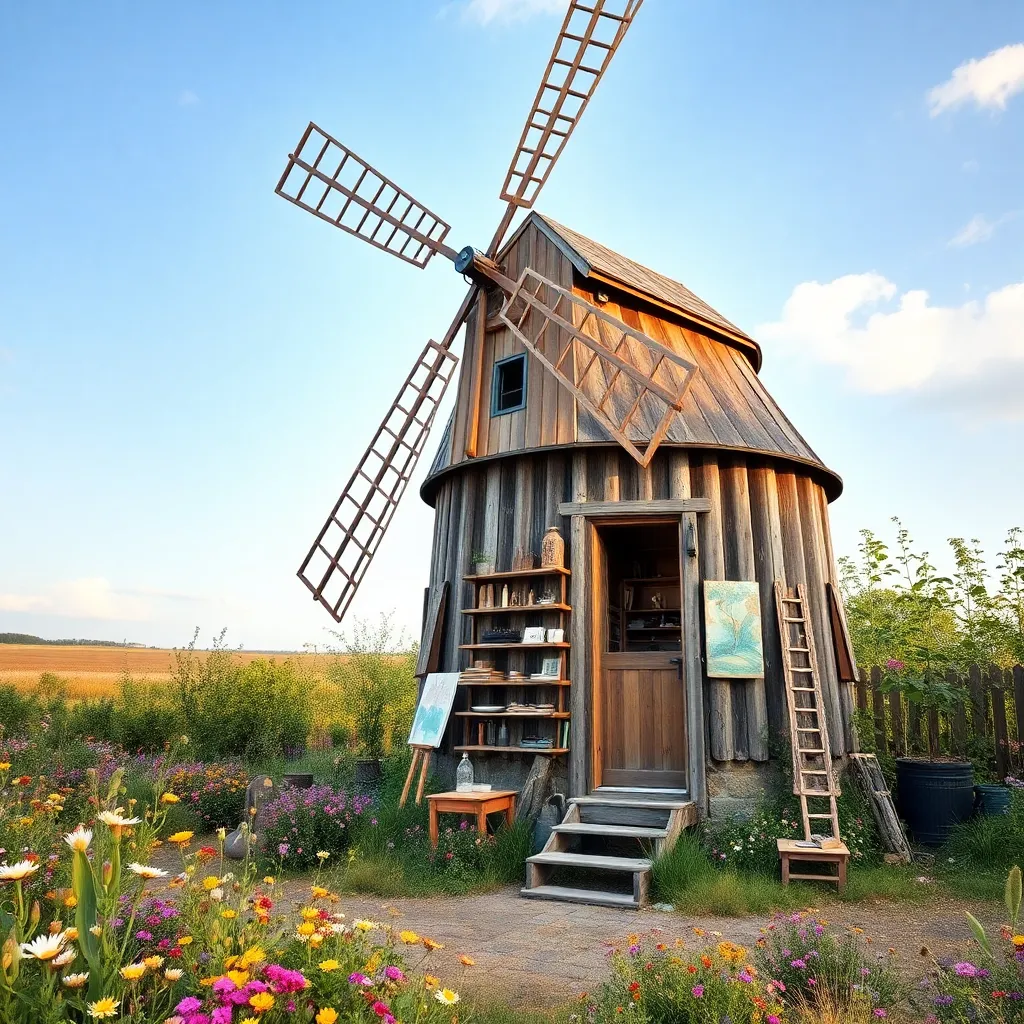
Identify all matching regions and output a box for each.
[593,521,688,790]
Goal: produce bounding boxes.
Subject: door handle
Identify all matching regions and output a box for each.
[669,656,683,680]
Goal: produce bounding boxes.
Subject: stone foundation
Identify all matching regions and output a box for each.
[706,760,781,820]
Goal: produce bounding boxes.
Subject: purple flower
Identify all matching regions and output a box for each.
[384,966,405,982]
[691,984,704,998]
[953,962,978,977]
[212,1008,232,1024]
[277,843,290,856]
[934,995,954,1007]
[349,972,371,986]
[873,1012,887,1019]
[176,997,203,1014]
[135,930,152,941]
[790,959,807,969]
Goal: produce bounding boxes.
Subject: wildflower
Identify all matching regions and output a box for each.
[210,887,224,901]
[128,862,169,880]
[349,972,371,986]
[790,959,807,969]
[316,850,330,861]
[20,932,68,961]
[874,1012,887,1019]
[178,936,193,947]
[250,992,275,1012]
[62,970,90,987]
[168,831,194,845]
[316,1011,339,1024]
[954,962,978,978]
[161,793,180,803]
[144,955,164,970]
[354,920,375,932]
[459,954,475,966]
[64,826,94,853]
[384,966,405,982]
[120,962,147,980]
[300,906,319,920]
[98,809,141,828]
[165,968,184,981]
[202,875,221,891]
[296,922,316,937]
[87,997,119,1019]
[311,885,329,898]
[423,937,443,950]
[53,947,77,967]
[0,860,39,881]
[399,929,420,944]
[435,989,460,1005]
[691,984,704,998]
[424,975,440,990]
[263,876,276,886]
[239,947,265,969]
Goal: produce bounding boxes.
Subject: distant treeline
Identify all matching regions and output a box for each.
[0,633,147,648]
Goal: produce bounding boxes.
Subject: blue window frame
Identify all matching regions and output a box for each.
[491,353,527,416]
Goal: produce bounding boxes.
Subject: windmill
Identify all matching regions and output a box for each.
[275,0,695,624]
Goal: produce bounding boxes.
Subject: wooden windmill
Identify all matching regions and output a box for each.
[278,1,862,907]
[275,0,687,624]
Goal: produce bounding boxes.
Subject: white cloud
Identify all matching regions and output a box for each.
[0,578,152,621]
[758,273,1024,419]
[177,89,199,106]
[948,214,996,247]
[928,43,1024,115]
[456,0,563,25]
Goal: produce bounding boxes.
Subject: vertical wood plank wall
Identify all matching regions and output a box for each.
[424,448,854,774]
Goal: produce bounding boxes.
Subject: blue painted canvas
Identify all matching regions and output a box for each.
[407,672,461,748]
[704,580,765,679]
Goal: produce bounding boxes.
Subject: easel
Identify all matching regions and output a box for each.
[399,745,433,808]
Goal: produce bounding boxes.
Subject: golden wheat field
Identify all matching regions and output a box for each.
[0,644,327,700]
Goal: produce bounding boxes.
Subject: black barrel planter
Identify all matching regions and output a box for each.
[975,784,1012,817]
[896,758,974,845]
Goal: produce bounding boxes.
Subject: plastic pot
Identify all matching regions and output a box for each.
[974,783,1012,817]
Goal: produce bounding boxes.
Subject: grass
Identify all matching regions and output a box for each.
[652,834,940,916]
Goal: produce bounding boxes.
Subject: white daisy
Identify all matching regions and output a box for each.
[0,860,39,881]
[64,826,93,853]
[62,972,89,988]
[53,947,77,967]
[20,931,69,962]
[127,862,168,879]
[164,967,184,981]
[97,809,141,828]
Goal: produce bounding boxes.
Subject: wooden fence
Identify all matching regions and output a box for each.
[857,664,1024,780]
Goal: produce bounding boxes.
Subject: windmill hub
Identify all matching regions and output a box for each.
[454,246,477,275]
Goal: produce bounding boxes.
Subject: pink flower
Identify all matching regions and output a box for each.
[691,984,704,998]
[384,966,405,982]
[874,1011,887,1019]
[175,998,203,1015]
[768,1017,781,1024]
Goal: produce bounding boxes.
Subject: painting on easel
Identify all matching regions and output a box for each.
[408,672,460,748]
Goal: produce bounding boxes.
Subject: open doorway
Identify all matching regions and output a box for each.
[593,520,688,791]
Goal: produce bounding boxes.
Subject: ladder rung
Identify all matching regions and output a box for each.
[780,596,802,603]
[791,687,817,692]
[795,727,821,732]
[790,667,814,673]
[790,647,809,652]
[783,616,805,622]
[807,813,836,818]
[801,770,829,775]
[799,749,826,755]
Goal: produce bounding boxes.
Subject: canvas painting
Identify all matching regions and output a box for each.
[704,580,765,678]
[407,672,460,748]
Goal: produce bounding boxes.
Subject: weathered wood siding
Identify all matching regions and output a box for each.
[424,447,855,779]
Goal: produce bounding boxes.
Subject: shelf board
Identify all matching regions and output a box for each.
[458,679,571,687]
[622,577,680,584]
[460,642,570,650]
[456,711,571,718]
[462,604,571,614]
[465,567,570,582]
[626,626,682,632]
[454,745,568,755]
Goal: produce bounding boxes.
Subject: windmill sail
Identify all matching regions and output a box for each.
[297,340,458,622]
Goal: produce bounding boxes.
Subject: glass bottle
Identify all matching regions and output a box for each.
[456,752,474,792]
[497,721,510,747]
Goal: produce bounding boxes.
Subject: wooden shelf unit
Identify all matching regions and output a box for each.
[616,576,682,653]
[459,565,572,756]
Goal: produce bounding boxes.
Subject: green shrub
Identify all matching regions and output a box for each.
[0,684,42,737]
[165,760,249,831]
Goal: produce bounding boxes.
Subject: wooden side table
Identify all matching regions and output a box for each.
[426,790,518,848]
[777,839,850,888]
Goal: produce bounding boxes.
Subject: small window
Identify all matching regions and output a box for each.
[491,353,527,415]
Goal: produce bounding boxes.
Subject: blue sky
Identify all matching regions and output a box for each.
[2,1,1022,651]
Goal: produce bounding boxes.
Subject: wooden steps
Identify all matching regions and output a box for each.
[520,793,695,908]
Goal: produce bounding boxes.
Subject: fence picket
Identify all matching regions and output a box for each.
[870,665,888,755]
[991,665,1011,780]
[969,663,987,742]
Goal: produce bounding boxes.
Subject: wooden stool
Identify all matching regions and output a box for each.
[426,790,517,848]
[777,839,850,888]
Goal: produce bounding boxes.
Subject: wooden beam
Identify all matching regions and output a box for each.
[558,499,711,517]
[463,297,489,458]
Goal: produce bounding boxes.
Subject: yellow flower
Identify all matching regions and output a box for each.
[161,793,180,804]
[399,929,421,945]
[202,875,221,891]
[120,962,147,981]
[143,955,164,970]
[249,991,275,1012]
[87,997,120,1019]
[319,959,340,972]
[177,936,193,947]
[168,831,194,844]
[296,922,316,937]
[239,1019,259,1024]
[0,762,10,770]
[1013,935,1024,947]
[221,909,237,920]
[423,937,443,951]
[311,885,329,898]
[424,974,440,990]
[238,947,265,969]
[316,1009,339,1024]
[353,920,375,932]
[165,968,184,981]
[309,933,324,948]
[435,988,460,1005]
[263,876,275,886]
[300,906,319,920]
[459,954,475,966]
[64,894,78,908]
[364,951,382,974]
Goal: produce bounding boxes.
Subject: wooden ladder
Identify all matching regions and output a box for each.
[774,581,841,842]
